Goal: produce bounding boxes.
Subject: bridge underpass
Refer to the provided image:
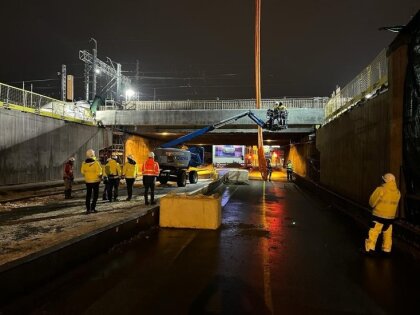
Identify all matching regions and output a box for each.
[96,100,324,146]
[2,10,420,312]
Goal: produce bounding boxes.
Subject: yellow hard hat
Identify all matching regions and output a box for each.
[382,173,395,183]
[86,149,95,158]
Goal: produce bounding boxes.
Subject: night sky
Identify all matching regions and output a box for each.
[1,0,418,100]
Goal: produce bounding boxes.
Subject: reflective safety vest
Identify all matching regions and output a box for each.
[81,158,102,183]
[142,158,160,176]
[369,181,401,219]
[287,162,293,171]
[105,159,122,177]
[123,161,138,178]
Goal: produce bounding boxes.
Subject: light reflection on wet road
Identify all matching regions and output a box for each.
[3,180,420,314]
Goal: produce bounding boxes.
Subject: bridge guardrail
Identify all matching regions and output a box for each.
[109,97,328,111]
[0,82,94,124]
[325,49,388,123]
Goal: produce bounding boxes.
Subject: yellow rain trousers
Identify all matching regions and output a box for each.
[365,221,393,253]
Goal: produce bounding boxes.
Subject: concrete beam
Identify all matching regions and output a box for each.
[96,109,324,127]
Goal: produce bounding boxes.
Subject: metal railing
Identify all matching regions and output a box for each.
[0,82,94,123]
[107,97,328,111]
[325,49,388,122]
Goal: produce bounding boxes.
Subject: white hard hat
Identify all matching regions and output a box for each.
[148,152,155,158]
[112,155,118,160]
[69,157,75,162]
[382,173,395,183]
[86,149,95,158]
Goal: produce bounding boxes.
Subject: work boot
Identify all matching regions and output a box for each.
[151,200,156,205]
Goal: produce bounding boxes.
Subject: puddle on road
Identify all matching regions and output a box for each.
[221,222,271,238]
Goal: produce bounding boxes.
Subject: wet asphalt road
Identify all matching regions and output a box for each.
[3,180,420,314]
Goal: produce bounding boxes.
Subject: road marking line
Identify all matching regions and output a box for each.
[262,181,273,313]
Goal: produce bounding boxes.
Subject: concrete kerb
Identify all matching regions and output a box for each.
[187,175,225,196]
[0,179,222,306]
[294,175,420,257]
[0,178,85,193]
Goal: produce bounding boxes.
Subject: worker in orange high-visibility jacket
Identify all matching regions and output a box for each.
[142,152,160,205]
[365,173,401,254]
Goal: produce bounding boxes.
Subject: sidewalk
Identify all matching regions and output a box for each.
[0,179,213,267]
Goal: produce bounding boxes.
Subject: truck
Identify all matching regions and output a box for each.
[154,110,287,187]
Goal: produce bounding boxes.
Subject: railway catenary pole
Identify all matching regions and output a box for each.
[255,0,268,180]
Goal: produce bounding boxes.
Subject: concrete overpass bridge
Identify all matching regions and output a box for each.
[96,98,327,145]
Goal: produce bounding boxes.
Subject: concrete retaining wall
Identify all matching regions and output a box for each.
[284,140,318,178]
[316,92,391,205]
[0,109,112,185]
[124,135,161,167]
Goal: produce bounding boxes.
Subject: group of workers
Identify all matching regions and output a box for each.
[64,148,402,255]
[63,149,160,214]
[265,159,294,182]
[266,101,288,130]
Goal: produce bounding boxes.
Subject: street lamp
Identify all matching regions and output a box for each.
[125,89,135,101]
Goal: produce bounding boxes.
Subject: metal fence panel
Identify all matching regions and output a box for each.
[0,83,94,123]
[325,49,388,122]
[120,97,328,111]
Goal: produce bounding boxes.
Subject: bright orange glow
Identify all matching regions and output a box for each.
[272,152,277,158]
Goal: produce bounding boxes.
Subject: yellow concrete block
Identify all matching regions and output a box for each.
[160,193,221,230]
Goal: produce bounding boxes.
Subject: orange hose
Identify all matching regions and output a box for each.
[255,0,267,180]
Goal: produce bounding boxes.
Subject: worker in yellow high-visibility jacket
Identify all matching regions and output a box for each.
[105,155,122,202]
[81,149,102,214]
[122,154,138,201]
[365,173,401,253]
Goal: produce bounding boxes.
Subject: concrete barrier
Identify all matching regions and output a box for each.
[160,193,222,230]
[225,169,249,183]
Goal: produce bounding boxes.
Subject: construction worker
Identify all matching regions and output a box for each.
[266,159,273,181]
[105,155,122,202]
[278,103,288,128]
[365,173,401,254]
[142,152,160,205]
[63,157,75,199]
[122,154,138,201]
[100,156,108,200]
[81,149,102,214]
[286,160,293,181]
